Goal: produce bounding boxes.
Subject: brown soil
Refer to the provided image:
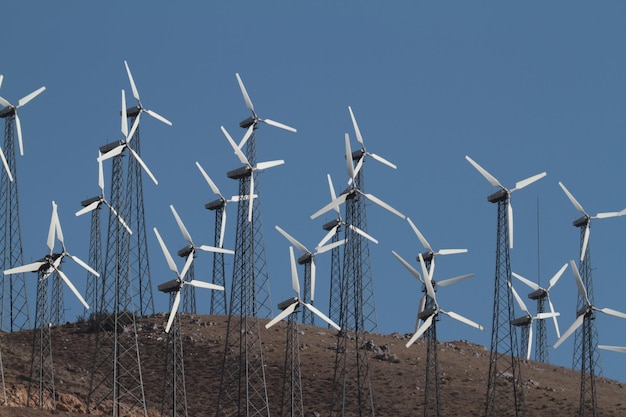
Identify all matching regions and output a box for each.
[0,314,624,416]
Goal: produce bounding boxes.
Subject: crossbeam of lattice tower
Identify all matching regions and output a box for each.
[87,146,147,417]
[215,130,276,417]
[465,156,548,417]
[0,89,46,331]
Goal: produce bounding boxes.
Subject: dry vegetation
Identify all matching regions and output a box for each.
[0,314,624,416]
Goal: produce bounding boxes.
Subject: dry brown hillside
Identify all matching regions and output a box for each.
[0,314,624,416]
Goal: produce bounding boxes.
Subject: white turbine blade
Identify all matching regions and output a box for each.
[221,126,249,166]
[348,224,378,244]
[406,315,434,348]
[0,96,9,108]
[306,302,341,330]
[548,262,569,290]
[126,112,140,141]
[418,253,436,301]
[256,160,285,171]
[526,325,533,360]
[558,181,587,215]
[510,284,530,316]
[465,155,503,189]
[189,279,225,291]
[196,161,222,197]
[535,312,560,320]
[345,133,355,182]
[238,125,254,149]
[598,345,626,354]
[219,210,227,248]
[326,174,340,214]
[311,194,347,220]
[580,223,590,262]
[437,249,468,256]
[235,73,254,113]
[442,310,485,331]
[437,273,474,287]
[289,246,300,297]
[0,75,3,88]
[569,260,590,304]
[179,253,194,282]
[407,217,432,252]
[310,261,316,302]
[511,172,547,192]
[594,211,623,219]
[248,173,254,223]
[265,302,297,329]
[554,314,584,349]
[262,118,297,133]
[52,201,64,247]
[315,238,346,255]
[105,202,132,235]
[369,153,397,169]
[69,254,100,277]
[197,245,235,255]
[351,156,365,185]
[348,106,364,145]
[0,146,13,182]
[362,192,406,219]
[97,152,105,193]
[15,114,24,156]
[418,295,427,316]
[124,60,140,102]
[317,226,338,248]
[56,267,89,310]
[170,205,193,245]
[597,307,626,320]
[154,227,179,275]
[18,86,45,107]
[508,201,514,249]
[121,89,128,137]
[4,261,45,274]
[47,204,57,252]
[391,251,423,283]
[75,200,100,217]
[145,109,172,126]
[128,146,158,185]
[512,272,540,291]
[165,291,181,333]
[548,296,561,339]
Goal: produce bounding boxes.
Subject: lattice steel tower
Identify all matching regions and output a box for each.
[0,81,45,332]
[466,155,546,417]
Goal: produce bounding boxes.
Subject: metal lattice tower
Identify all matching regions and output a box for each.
[207,205,228,315]
[160,291,189,417]
[421,258,441,417]
[125,113,154,316]
[534,297,549,362]
[87,150,147,417]
[484,200,526,417]
[329,192,375,417]
[215,133,272,417]
[279,308,304,417]
[573,228,599,417]
[179,250,196,315]
[0,115,30,332]
[82,203,103,315]
[28,266,59,409]
[326,222,343,326]
[51,273,65,326]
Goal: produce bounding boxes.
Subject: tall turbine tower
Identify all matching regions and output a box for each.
[312,133,404,417]
[265,246,340,417]
[554,261,626,417]
[122,60,172,317]
[0,81,45,331]
[393,218,472,417]
[215,73,296,417]
[557,182,625,416]
[466,155,546,417]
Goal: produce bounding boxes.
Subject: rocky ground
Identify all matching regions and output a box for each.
[0,314,624,416]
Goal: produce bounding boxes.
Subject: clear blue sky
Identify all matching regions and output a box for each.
[3,2,626,383]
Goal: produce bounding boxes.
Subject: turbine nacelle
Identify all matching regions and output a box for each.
[487,188,509,203]
[124,105,142,118]
[528,288,548,300]
[239,116,256,129]
[176,245,194,258]
[99,140,124,154]
[277,297,299,311]
[157,278,182,293]
[226,166,252,179]
[322,218,341,231]
[418,306,437,320]
[511,316,533,327]
[296,253,313,265]
[80,196,101,208]
[572,215,590,228]
[0,106,16,118]
[205,198,226,211]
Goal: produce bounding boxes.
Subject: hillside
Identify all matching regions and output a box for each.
[0,314,624,416]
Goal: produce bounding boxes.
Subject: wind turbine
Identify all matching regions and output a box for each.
[153,226,225,333]
[275,225,345,324]
[75,152,132,235]
[235,72,297,149]
[311,133,405,220]
[98,90,159,185]
[124,60,172,127]
[0,84,46,158]
[222,125,284,222]
[4,201,96,310]
[558,181,625,262]
[509,281,560,360]
[465,155,546,249]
